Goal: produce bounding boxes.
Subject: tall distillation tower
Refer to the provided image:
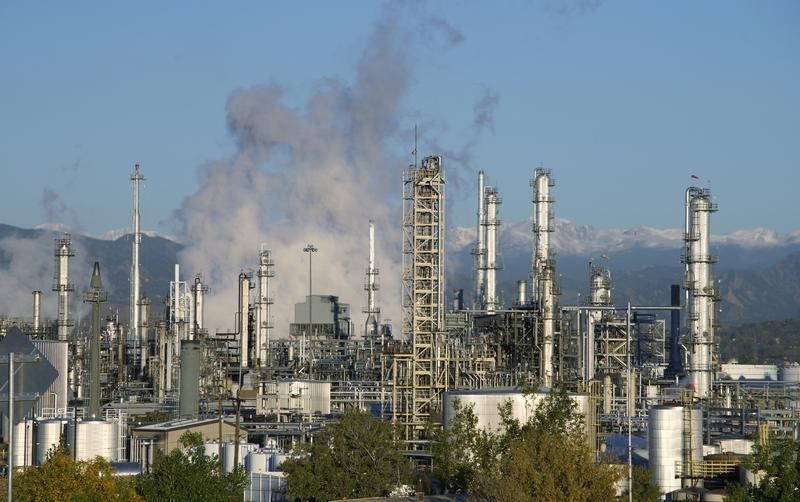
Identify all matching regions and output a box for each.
[363,220,381,341]
[254,246,275,367]
[402,154,445,442]
[53,234,74,342]
[472,171,487,310]
[483,186,502,313]
[684,187,718,398]
[238,272,252,368]
[131,164,145,376]
[532,168,556,386]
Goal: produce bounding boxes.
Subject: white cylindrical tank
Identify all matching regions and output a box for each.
[649,405,684,496]
[203,441,221,460]
[246,451,271,473]
[271,452,288,471]
[36,419,64,465]
[781,364,800,383]
[222,442,258,473]
[12,419,34,468]
[67,420,116,461]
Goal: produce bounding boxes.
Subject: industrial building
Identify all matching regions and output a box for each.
[0,157,796,501]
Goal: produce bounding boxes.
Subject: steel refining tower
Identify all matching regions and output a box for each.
[191,274,208,339]
[84,262,107,418]
[363,220,381,340]
[532,168,556,386]
[254,246,275,366]
[402,154,445,440]
[684,187,718,398]
[168,264,189,391]
[472,170,487,310]
[53,234,74,341]
[238,272,251,368]
[484,186,502,313]
[131,164,144,375]
[587,265,612,381]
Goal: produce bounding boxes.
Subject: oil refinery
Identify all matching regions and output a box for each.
[0,157,796,501]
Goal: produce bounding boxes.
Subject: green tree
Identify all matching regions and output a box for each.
[429,399,499,493]
[623,466,661,502]
[470,385,621,501]
[3,447,140,502]
[725,434,800,502]
[135,431,247,502]
[282,409,413,501]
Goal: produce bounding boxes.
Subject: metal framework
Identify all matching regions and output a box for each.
[401,155,445,444]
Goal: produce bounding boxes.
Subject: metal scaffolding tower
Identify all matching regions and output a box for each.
[401,155,445,444]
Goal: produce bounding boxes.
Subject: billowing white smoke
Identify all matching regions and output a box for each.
[0,233,92,322]
[177,19,409,336]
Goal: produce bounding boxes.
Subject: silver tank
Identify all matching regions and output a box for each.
[36,419,64,465]
[222,442,258,473]
[66,420,117,461]
[246,450,271,473]
[649,405,684,496]
[781,364,800,383]
[12,419,35,468]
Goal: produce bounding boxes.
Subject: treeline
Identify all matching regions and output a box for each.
[718,318,800,364]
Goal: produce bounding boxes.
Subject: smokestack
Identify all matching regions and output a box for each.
[53,234,74,341]
[84,262,107,418]
[666,284,683,378]
[178,340,201,418]
[131,164,144,376]
[32,290,41,335]
[364,220,380,339]
[238,272,250,368]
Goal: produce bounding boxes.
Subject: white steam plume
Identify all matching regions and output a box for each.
[177,18,410,336]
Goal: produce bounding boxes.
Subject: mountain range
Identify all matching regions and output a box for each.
[1,219,799,326]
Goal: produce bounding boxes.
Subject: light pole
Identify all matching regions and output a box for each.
[303,244,317,363]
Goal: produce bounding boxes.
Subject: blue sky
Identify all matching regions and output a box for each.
[1,1,798,236]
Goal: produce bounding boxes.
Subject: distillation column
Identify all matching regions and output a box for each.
[532,168,556,386]
[402,155,445,442]
[484,186,502,313]
[254,246,275,366]
[684,187,718,398]
[587,265,612,381]
[131,164,144,376]
[53,234,74,342]
[363,220,381,340]
[191,274,207,339]
[238,272,251,368]
[472,170,487,310]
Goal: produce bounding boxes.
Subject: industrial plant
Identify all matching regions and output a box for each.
[1,157,796,501]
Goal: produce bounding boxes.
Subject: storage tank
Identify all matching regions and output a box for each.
[36,419,65,465]
[222,442,258,473]
[12,419,34,468]
[246,450,271,473]
[649,405,684,496]
[781,364,800,383]
[271,451,288,471]
[203,441,221,460]
[67,420,117,461]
